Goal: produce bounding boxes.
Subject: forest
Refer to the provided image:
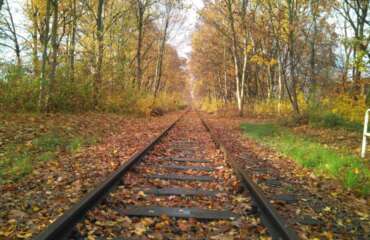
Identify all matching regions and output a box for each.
[191,0,370,127]
[0,0,369,239]
[0,0,188,114]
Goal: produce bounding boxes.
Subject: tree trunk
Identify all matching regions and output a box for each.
[135,1,144,88]
[277,59,283,113]
[341,0,369,95]
[153,12,169,99]
[31,4,39,78]
[267,64,273,99]
[93,0,105,108]
[222,36,228,103]
[5,0,22,66]
[225,0,245,116]
[68,0,77,83]
[308,0,318,103]
[39,0,52,112]
[341,21,351,92]
[48,0,59,111]
[287,0,300,115]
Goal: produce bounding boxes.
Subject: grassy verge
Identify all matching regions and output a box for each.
[0,133,95,184]
[241,123,370,196]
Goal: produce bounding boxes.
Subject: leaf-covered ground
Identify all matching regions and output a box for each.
[0,112,180,239]
[203,113,369,240]
[0,113,131,183]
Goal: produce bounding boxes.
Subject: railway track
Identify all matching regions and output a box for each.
[35,111,298,240]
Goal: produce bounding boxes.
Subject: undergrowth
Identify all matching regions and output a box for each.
[0,134,92,184]
[198,98,225,113]
[241,123,370,196]
[0,67,187,114]
[251,93,367,132]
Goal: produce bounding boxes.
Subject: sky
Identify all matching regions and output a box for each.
[168,0,204,59]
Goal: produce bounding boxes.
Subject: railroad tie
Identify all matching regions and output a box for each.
[117,206,238,220]
[169,158,211,163]
[143,187,220,196]
[156,164,215,171]
[144,174,214,182]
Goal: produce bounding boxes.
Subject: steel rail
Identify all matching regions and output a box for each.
[198,113,298,240]
[34,111,187,240]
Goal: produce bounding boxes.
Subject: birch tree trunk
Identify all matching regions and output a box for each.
[93,0,105,108]
[225,0,245,116]
[153,5,170,99]
[309,0,318,103]
[39,0,52,112]
[4,0,22,66]
[135,0,144,88]
[287,0,300,115]
[48,0,59,110]
[31,3,39,78]
[68,0,77,83]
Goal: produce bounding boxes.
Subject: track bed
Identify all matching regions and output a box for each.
[35,111,297,240]
[75,112,267,239]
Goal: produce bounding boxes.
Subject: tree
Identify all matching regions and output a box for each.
[39,0,52,111]
[224,0,249,116]
[48,0,59,110]
[337,0,370,95]
[191,0,338,115]
[68,0,78,83]
[153,0,183,98]
[0,0,22,66]
[94,0,105,108]
[286,0,300,115]
[28,0,40,77]
[133,0,154,88]
[0,0,204,112]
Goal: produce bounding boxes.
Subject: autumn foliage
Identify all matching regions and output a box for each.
[0,0,189,113]
[190,0,370,123]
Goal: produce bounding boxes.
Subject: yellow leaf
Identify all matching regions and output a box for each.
[323,206,331,212]
[25,141,33,147]
[17,232,33,239]
[133,222,147,236]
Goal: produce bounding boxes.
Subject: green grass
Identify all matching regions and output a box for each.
[308,112,363,132]
[32,133,64,151]
[241,123,370,196]
[0,134,93,184]
[0,145,32,182]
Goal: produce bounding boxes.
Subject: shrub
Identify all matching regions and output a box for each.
[327,94,366,124]
[136,95,154,116]
[252,93,308,117]
[251,92,366,132]
[0,65,38,112]
[0,63,186,114]
[308,94,364,131]
[199,98,224,113]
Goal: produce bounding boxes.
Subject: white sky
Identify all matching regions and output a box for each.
[168,0,204,59]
